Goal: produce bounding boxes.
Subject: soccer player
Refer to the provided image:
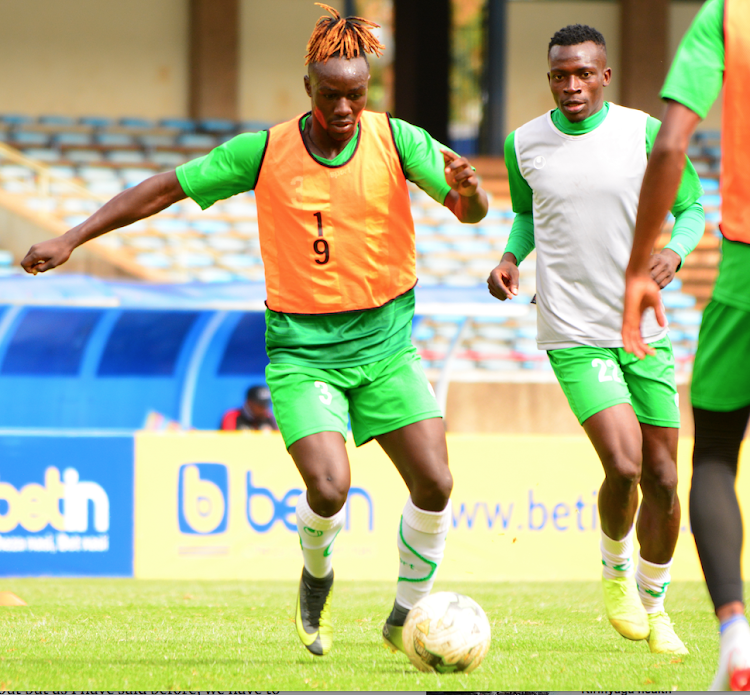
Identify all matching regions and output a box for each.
[20,4,488,658]
[622,0,750,689]
[487,24,705,654]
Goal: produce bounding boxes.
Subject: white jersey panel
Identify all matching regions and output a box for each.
[515,103,667,350]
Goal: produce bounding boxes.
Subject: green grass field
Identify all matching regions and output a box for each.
[0,578,722,691]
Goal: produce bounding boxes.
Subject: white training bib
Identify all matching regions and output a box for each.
[515,103,667,349]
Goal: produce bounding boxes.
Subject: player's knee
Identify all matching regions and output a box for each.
[642,461,678,506]
[604,452,641,490]
[307,476,350,516]
[412,468,453,511]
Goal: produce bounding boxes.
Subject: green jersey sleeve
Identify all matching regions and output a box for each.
[661,0,725,119]
[388,118,452,205]
[175,131,269,210]
[504,131,533,214]
[665,201,705,266]
[502,130,536,265]
[644,116,705,265]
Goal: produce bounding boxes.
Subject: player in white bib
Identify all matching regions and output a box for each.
[488,24,705,654]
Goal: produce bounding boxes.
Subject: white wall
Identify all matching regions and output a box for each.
[239,0,346,125]
[0,0,188,119]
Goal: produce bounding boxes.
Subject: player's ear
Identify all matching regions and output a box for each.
[304,74,312,98]
[602,67,612,86]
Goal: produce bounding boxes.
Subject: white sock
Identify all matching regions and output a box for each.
[395,497,451,610]
[636,553,672,614]
[600,527,635,579]
[295,493,346,579]
[711,615,750,691]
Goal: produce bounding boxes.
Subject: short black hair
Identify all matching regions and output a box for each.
[548,24,606,55]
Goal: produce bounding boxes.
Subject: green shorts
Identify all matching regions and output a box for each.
[548,336,680,427]
[691,299,750,411]
[265,346,443,448]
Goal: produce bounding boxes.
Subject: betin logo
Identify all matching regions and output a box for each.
[247,472,373,533]
[178,463,228,535]
[247,471,302,532]
[0,467,109,534]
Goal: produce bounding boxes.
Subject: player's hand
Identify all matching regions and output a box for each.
[649,248,681,289]
[487,259,519,301]
[21,236,75,275]
[441,149,479,197]
[622,272,665,359]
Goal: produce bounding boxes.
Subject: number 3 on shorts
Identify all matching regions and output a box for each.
[314,381,332,405]
[592,358,623,383]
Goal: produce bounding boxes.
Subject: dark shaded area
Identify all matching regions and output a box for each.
[393,0,451,144]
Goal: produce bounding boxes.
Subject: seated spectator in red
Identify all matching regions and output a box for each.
[221,385,278,431]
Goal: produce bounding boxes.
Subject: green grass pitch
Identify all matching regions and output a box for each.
[0,578,722,690]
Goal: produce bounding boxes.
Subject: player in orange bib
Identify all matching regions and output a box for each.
[21,3,488,658]
[622,0,750,689]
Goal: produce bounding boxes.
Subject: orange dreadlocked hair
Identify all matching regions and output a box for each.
[305,3,385,65]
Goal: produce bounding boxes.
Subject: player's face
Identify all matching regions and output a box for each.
[305,56,370,142]
[547,42,611,122]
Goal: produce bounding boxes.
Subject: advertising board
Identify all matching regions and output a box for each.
[0,432,134,576]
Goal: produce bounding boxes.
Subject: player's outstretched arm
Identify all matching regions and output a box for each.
[21,170,187,274]
[622,100,702,358]
[487,252,520,301]
[441,149,488,224]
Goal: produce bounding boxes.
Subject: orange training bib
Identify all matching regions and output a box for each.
[255,111,416,314]
[720,0,750,244]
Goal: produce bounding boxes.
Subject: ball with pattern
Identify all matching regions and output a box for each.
[402,591,491,673]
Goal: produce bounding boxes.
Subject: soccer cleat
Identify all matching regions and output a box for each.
[647,611,688,655]
[709,617,750,691]
[382,601,409,654]
[602,576,650,641]
[730,668,750,691]
[295,567,334,656]
[710,654,750,691]
[382,621,406,654]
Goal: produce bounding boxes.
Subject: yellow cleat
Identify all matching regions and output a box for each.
[295,567,334,656]
[382,621,406,654]
[647,611,688,655]
[602,576,650,641]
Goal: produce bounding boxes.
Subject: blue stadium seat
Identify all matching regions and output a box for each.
[1,114,34,126]
[119,117,158,130]
[53,132,93,147]
[200,119,237,133]
[161,117,196,132]
[96,132,136,147]
[178,133,217,149]
[241,120,272,133]
[140,134,178,148]
[80,116,115,129]
[12,131,49,146]
[39,115,76,127]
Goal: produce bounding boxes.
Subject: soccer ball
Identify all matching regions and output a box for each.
[402,591,491,673]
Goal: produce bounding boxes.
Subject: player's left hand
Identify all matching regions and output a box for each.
[649,248,681,289]
[441,149,479,197]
